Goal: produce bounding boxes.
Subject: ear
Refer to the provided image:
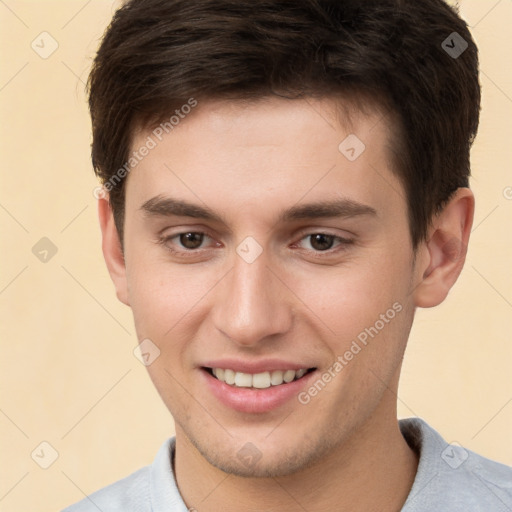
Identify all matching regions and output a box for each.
[413,188,474,308]
[98,196,130,306]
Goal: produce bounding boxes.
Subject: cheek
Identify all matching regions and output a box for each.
[291,251,411,342]
[126,261,225,377]
[125,245,205,334]
[129,281,192,343]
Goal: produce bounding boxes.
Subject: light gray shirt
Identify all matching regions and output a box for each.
[62,417,512,511]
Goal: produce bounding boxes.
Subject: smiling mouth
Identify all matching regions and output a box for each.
[203,367,317,389]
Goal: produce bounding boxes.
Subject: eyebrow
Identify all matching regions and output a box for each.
[140,195,377,224]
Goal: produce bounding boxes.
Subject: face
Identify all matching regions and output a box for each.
[118,97,421,477]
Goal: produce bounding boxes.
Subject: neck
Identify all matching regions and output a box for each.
[174,389,418,511]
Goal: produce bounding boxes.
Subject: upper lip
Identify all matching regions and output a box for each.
[200,359,316,374]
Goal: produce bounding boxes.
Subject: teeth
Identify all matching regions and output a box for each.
[283,370,296,383]
[270,370,284,385]
[234,372,252,387]
[296,368,307,378]
[210,367,310,388]
[224,369,236,385]
[213,368,225,380]
[252,372,271,389]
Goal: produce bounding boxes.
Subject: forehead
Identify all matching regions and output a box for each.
[125,96,405,224]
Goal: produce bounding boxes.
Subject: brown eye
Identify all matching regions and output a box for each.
[294,232,354,256]
[308,234,335,251]
[178,232,204,249]
[157,231,217,258]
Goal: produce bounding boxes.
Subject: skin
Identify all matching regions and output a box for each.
[99,97,474,511]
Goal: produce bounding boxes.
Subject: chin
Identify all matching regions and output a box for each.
[185,425,338,478]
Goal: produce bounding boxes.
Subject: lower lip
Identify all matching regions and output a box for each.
[201,368,317,413]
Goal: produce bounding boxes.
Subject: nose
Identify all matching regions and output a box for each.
[211,246,293,347]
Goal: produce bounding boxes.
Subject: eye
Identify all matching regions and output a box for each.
[157,231,217,255]
[294,233,354,253]
[174,232,208,250]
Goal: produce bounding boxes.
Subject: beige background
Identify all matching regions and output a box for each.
[0,1,511,510]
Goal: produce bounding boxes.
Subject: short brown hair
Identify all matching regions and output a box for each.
[87,0,480,248]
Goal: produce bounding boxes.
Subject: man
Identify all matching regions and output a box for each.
[63,0,512,510]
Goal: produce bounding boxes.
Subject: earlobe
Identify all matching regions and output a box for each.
[98,197,130,306]
[413,188,474,308]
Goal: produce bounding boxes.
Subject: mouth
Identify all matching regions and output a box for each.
[202,366,317,389]
[199,359,319,413]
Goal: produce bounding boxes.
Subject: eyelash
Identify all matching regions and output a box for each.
[156,231,354,259]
